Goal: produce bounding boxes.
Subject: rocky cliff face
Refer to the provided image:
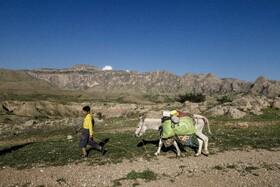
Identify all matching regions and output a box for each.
[27,65,280,97]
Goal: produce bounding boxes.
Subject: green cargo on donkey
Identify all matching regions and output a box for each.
[161,119,175,138]
[174,116,196,135]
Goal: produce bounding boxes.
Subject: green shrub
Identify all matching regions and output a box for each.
[126,170,157,181]
[113,169,157,186]
[176,93,206,103]
[217,96,233,104]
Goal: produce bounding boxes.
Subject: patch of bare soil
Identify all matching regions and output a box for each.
[1,149,280,187]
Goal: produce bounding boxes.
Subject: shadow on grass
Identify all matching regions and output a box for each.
[138,139,205,156]
[0,142,34,156]
[87,138,111,155]
[137,139,159,147]
[99,138,111,147]
[137,139,191,155]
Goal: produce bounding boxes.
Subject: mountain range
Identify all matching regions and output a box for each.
[25,64,280,97]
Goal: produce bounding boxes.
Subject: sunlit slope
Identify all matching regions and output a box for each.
[0,69,59,90]
[0,69,90,102]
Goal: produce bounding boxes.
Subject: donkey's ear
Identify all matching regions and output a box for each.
[139,113,146,121]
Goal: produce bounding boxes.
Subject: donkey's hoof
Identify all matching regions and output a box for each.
[202,151,209,156]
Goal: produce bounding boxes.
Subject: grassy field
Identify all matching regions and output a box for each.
[0,109,280,170]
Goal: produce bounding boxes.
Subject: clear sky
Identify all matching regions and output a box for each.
[0,0,279,81]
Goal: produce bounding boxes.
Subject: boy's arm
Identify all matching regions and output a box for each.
[88,115,94,139]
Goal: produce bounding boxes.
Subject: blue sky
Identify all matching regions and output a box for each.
[0,0,279,81]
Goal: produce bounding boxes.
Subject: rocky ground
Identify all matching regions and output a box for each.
[1,149,279,187]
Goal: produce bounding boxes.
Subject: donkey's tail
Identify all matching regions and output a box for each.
[193,114,215,139]
[202,117,216,139]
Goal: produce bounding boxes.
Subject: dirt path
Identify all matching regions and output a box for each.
[1,149,280,187]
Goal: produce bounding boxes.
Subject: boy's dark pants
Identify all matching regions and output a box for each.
[80,128,100,149]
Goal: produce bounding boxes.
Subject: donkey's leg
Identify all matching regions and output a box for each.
[173,140,181,156]
[195,137,204,157]
[155,138,163,156]
[195,133,209,156]
[200,133,209,155]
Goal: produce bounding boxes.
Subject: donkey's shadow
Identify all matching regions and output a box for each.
[137,139,159,147]
[137,139,176,153]
[137,139,199,154]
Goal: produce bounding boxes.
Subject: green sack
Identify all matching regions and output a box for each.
[174,116,196,136]
[161,119,175,139]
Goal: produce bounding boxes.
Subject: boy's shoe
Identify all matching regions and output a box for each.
[81,154,87,158]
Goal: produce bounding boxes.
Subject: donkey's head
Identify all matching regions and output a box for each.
[135,115,146,137]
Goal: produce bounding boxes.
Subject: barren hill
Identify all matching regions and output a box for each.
[0,69,94,102]
[0,69,58,90]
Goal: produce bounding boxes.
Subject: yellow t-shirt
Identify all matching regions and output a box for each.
[83,113,94,136]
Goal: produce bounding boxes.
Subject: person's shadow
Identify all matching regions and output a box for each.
[0,142,33,156]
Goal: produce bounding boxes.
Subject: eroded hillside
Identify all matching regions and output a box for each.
[27,65,280,97]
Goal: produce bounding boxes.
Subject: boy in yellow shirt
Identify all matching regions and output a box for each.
[80,106,106,158]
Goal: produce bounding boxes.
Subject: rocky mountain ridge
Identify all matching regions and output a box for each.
[27,65,280,97]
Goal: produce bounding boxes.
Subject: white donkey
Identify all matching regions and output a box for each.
[135,114,212,157]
